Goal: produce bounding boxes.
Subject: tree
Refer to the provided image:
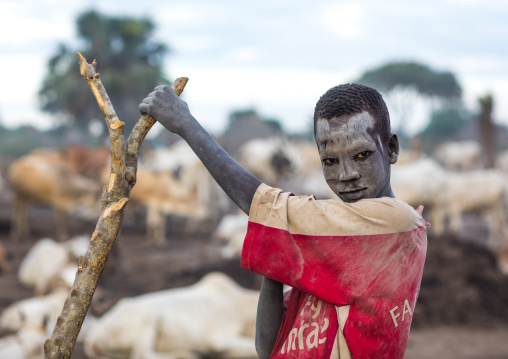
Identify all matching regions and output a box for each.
[355,62,463,137]
[419,107,472,153]
[39,10,170,140]
[477,93,496,168]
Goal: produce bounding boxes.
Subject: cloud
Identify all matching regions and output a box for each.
[320,2,366,40]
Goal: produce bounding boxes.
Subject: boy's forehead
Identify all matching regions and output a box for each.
[315,111,376,141]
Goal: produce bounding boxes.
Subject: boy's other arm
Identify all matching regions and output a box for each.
[256,277,284,359]
[139,85,261,214]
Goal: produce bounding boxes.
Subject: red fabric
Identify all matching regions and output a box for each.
[272,289,339,359]
[242,222,427,359]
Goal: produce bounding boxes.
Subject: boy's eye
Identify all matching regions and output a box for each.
[355,151,372,159]
[323,158,338,165]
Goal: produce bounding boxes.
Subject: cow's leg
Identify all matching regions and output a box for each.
[11,198,28,241]
[54,208,68,242]
[486,200,507,250]
[448,205,462,235]
[429,205,445,236]
[146,205,157,245]
[156,209,166,246]
[146,205,165,246]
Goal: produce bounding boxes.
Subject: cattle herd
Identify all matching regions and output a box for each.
[0,138,508,358]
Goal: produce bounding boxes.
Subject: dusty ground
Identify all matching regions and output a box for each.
[1,193,508,359]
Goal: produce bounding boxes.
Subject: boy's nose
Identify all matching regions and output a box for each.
[339,161,360,182]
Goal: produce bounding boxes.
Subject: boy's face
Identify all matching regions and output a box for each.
[315,111,398,203]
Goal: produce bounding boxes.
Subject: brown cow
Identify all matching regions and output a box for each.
[127,168,208,246]
[63,145,110,179]
[8,150,100,241]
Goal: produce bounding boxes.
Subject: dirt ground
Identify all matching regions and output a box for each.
[1,193,508,359]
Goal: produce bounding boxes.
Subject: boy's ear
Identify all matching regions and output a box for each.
[387,133,399,165]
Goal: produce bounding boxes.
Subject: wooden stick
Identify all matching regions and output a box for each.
[43,53,188,359]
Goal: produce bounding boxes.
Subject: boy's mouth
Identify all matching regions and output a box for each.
[339,188,367,201]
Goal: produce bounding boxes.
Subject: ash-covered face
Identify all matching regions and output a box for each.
[315,111,399,203]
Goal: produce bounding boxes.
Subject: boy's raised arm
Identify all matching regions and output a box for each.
[139,85,262,215]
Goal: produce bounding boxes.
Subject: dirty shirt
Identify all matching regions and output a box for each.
[241,184,428,359]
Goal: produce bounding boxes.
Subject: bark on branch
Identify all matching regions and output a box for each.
[43,52,188,359]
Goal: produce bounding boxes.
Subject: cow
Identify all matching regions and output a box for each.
[391,158,448,235]
[235,137,298,188]
[127,167,209,245]
[84,272,259,359]
[443,170,508,250]
[8,150,100,241]
[434,140,482,171]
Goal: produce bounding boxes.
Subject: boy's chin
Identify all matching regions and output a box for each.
[336,188,368,202]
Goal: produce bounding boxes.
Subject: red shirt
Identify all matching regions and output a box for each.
[241,184,428,359]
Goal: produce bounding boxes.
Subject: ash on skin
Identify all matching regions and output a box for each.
[315,111,399,203]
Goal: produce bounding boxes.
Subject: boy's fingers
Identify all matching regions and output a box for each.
[138,103,148,114]
[154,85,174,93]
[141,97,152,104]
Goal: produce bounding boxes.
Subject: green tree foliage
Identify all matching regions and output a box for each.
[355,61,464,143]
[38,10,170,139]
[419,108,472,153]
[356,62,462,100]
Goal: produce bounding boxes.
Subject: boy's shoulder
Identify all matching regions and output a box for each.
[250,184,428,237]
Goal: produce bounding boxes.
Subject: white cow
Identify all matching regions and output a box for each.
[236,137,299,188]
[391,158,448,235]
[0,288,96,359]
[0,327,46,359]
[443,170,508,249]
[496,149,508,173]
[18,237,89,295]
[213,212,249,259]
[0,288,67,336]
[434,140,482,171]
[84,272,259,359]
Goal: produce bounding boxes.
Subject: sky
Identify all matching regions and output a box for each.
[1,0,508,136]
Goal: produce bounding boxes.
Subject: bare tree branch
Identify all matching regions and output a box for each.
[43,52,188,359]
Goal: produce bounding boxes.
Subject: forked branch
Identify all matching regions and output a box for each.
[43,53,188,359]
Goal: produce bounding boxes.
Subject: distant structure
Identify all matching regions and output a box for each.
[219,109,281,155]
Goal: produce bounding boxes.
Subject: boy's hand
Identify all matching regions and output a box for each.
[139,85,194,135]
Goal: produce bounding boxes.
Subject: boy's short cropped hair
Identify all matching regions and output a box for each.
[313,83,391,141]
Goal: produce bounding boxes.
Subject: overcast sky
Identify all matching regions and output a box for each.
[1,0,507,136]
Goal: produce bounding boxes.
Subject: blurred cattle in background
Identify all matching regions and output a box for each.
[144,140,228,214]
[128,167,209,246]
[443,170,508,250]
[84,272,259,359]
[17,237,88,295]
[495,149,508,173]
[391,158,448,235]
[434,140,482,171]
[213,211,248,259]
[62,145,110,180]
[106,140,229,245]
[8,150,100,241]
[235,137,298,188]
[0,287,96,359]
[0,326,46,359]
[281,140,337,199]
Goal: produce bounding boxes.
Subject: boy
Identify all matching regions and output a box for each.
[139,83,428,359]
